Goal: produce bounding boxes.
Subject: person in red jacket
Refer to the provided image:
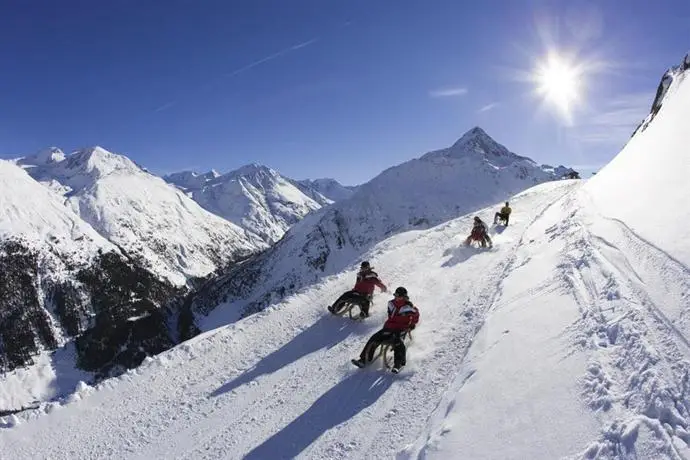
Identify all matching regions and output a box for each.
[351,286,420,373]
[464,216,492,248]
[328,261,387,318]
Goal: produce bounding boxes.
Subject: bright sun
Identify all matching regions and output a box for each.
[535,53,582,119]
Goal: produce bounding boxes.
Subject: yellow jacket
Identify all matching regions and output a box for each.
[500,206,512,215]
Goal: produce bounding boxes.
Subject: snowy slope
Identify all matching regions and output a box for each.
[20,147,267,285]
[187,126,572,327]
[3,155,688,458]
[402,53,690,459]
[291,178,358,206]
[584,54,690,267]
[1,180,589,458]
[166,164,322,244]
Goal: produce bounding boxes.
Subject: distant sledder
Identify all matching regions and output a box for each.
[464,216,493,248]
[494,201,511,226]
[328,261,387,319]
[351,286,419,374]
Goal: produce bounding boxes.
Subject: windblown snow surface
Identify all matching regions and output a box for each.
[2,67,690,460]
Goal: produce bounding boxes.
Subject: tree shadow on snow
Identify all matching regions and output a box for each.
[441,244,485,268]
[209,316,357,398]
[243,372,394,460]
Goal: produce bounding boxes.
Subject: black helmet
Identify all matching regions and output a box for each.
[505,202,509,206]
[474,216,480,222]
[360,261,370,269]
[394,286,408,297]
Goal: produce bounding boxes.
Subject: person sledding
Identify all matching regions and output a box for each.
[464,216,492,248]
[351,286,420,374]
[494,201,511,226]
[328,261,387,318]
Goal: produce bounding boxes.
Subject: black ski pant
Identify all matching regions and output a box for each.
[494,212,509,225]
[360,328,407,367]
[333,290,372,315]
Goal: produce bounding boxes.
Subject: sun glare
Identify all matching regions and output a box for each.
[534,53,582,120]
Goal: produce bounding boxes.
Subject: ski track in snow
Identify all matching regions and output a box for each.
[393,186,690,460]
[554,191,690,459]
[1,182,578,460]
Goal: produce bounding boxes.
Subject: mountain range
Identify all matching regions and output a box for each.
[164,164,356,244]
[18,146,266,286]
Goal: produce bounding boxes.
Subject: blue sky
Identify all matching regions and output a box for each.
[1,1,688,185]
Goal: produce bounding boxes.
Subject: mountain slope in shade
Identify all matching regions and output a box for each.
[166,164,323,244]
[186,126,574,328]
[291,178,358,206]
[163,169,221,190]
[19,147,266,285]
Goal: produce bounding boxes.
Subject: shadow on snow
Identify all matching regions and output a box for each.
[441,244,487,268]
[492,224,507,235]
[209,315,359,398]
[243,372,394,460]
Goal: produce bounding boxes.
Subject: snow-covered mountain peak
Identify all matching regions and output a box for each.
[20,146,144,187]
[0,160,114,267]
[452,126,502,151]
[166,162,322,244]
[64,146,142,177]
[455,125,491,143]
[633,52,690,136]
[23,147,65,165]
[163,170,220,190]
[165,164,278,191]
[292,178,357,205]
[435,126,533,168]
[223,163,287,183]
[18,146,146,197]
[226,163,276,180]
[14,146,266,285]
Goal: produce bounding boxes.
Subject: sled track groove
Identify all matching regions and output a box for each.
[400,185,578,460]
